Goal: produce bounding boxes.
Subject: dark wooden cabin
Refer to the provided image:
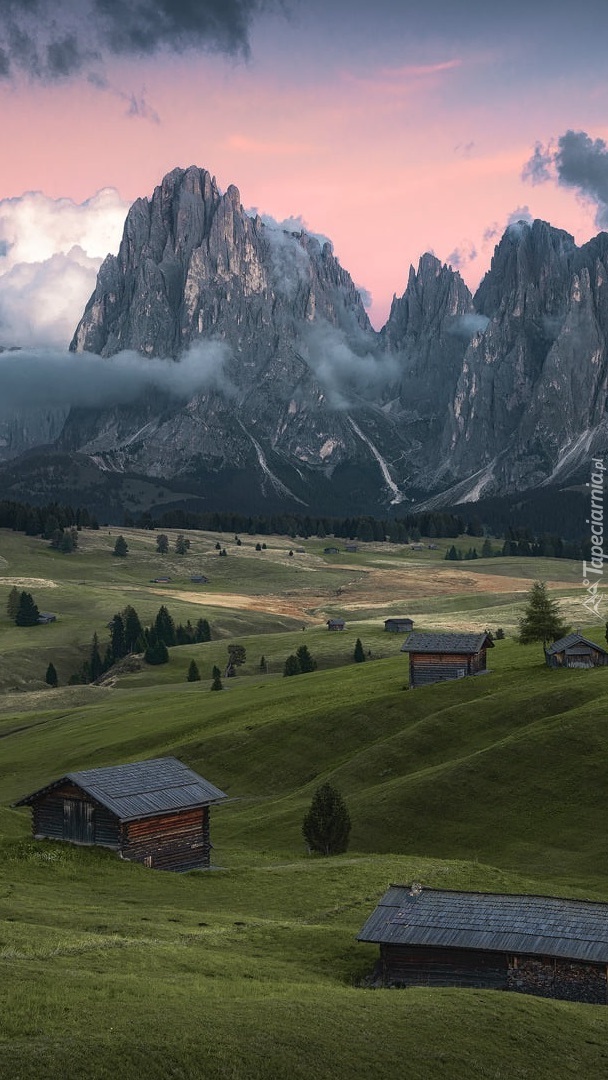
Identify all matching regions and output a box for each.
[384,617,414,634]
[14,757,227,872]
[400,631,493,688]
[327,618,345,631]
[324,546,340,555]
[545,633,608,669]
[357,884,608,1004]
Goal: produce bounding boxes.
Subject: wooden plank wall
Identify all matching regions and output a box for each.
[381,944,508,989]
[32,784,120,847]
[122,806,211,871]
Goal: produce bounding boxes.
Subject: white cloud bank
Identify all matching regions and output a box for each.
[0,188,129,347]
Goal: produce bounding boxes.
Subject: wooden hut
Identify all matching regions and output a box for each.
[400,631,493,688]
[384,617,414,634]
[324,546,340,555]
[545,633,608,670]
[357,884,608,1004]
[14,757,227,872]
[327,618,345,631]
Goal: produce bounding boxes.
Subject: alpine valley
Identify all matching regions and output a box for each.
[2,164,608,519]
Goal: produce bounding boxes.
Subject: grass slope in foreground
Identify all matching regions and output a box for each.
[2,635,608,1077]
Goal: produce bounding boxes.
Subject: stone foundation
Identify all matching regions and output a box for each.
[508,956,607,1005]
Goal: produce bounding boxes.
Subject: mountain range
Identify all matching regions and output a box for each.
[1,165,607,518]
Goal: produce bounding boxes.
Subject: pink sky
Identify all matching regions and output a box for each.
[1,2,607,330]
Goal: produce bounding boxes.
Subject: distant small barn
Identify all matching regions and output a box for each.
[400,631,493,688]
[150,577,171,583]
[545,633,608,670]
[357,884,608,1004]
[384,617,414,634]
[14,757,227,872]
[345,544,358,553]
[324,546,340,555]
[190,575,209,584]
[37,613,57,624]
[327,618,345,631]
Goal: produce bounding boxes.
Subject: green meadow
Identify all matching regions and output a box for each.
[1,527,607,1079]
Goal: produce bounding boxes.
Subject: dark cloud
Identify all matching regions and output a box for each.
[0,341,235,415]
[523,130,608,229]
[0,0,275,81]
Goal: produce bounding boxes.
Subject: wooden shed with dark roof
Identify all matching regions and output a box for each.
[357,884,608,1004]
[14,757,227,872]
[400,631,493,688]
[545,633,608,670]
[384,617,414,634]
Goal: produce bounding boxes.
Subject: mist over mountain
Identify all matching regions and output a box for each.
[2,164,608,517]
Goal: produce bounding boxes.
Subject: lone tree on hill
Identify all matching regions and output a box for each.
[156,534,169,555]
[518,581,570,645]
[175,534,190,555]
[353,638,365,663]
[15,591,40,626]
[113,535,128,557]
[45,661,58,687]
[225,643,246,676]
[211,670,223,691]
[302,783,351,856]
[187,659,201,682]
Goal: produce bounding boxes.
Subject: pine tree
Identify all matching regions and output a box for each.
[155,605,176,647]
[175,534,190,555]
[156,533,169,554]
[260,655,268,673]
[518,581,570,645]
[15,591,40,626]
[353,638,365,663]
[7,585,20,619]
[45,661,58,687]
[144,640,169,665]
[211,672,223,690]
[123,605,144,652]
[109,613,127,660]
[212,665,222,681]
[481,537,493,558]
[195,618,211,643]
[302,784,351,856]
[187,659,201,682]
[283,654,301,676]
[113,535,128,557]
[295,644,317,673]
[89,633,104,681]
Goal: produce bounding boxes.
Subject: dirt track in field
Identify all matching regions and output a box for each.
[148,566,577,623]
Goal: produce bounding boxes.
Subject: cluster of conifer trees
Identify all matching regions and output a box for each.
[0,499,98,537]
[70,605,212,684]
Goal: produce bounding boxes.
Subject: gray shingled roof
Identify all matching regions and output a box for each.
[357,885,608,963]
[545,633,608,656]
[15,757,227,821]
[400,632,493,654]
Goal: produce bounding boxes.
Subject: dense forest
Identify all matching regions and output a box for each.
[0,497,589,561]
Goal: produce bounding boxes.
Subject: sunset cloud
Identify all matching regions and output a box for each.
[0,188,128,346]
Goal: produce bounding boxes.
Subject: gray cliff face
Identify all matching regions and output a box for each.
[7,167,608,513]
[436,222,608,500]
[381,254,475,465]
[65,166,395,503]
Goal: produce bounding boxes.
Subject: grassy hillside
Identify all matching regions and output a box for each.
[1,527,608,1078]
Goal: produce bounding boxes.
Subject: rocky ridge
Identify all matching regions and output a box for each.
[2,166,608,513]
